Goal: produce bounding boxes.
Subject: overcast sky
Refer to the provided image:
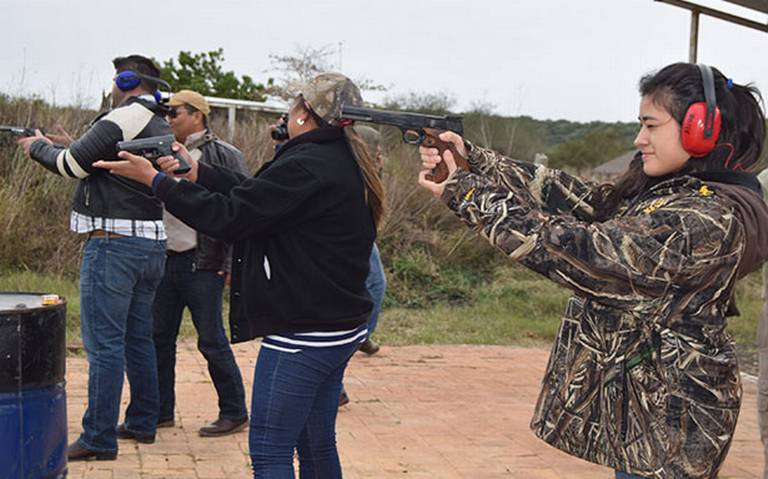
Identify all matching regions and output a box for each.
[2,0,766,122]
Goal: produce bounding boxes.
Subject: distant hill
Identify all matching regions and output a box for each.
[460,112,637,172]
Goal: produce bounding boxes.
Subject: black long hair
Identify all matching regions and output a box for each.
[593,63,766,221]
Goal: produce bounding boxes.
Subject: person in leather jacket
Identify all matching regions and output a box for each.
[151,90,249,437]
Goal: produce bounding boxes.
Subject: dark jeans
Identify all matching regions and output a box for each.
[152,252,247,421]
[615,472,649,479]
[365,243,386,337]
[340,244,386,398]
[78,236,166,453]
[249,341,359,478]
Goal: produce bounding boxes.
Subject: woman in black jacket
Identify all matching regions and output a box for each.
[97,72,384,478]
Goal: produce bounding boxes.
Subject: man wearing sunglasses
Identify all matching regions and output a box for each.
[151,90,249,437]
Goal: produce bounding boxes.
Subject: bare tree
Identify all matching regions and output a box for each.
[267,45,387,100]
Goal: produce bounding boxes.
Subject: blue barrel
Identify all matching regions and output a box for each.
[0,293,67,479]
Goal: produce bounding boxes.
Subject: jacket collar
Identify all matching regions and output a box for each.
[646,170,761,196]
[123,95,168,116]
[185,128,217,150]
[688,170,762,195]
[274,127,344,161]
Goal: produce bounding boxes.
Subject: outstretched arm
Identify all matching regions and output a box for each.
[438,169,741,315]
[420,132,601,221]
[96,150,322,243]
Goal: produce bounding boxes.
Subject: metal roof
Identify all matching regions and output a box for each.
[724,0,768,14]
[203,96,288,114]
[655,0,768,33]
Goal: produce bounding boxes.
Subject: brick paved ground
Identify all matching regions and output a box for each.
[65,342,763,478]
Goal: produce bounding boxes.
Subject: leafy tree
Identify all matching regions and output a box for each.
[158,49,270,101]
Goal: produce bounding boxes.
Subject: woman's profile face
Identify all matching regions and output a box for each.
[634,96,690,177]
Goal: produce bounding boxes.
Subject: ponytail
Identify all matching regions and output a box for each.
[343,126,386,229]
[723,82,765,171]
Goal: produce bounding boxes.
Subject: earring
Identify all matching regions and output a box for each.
[296,118,305,126]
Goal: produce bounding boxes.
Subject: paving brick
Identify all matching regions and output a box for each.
[61,343,762,478]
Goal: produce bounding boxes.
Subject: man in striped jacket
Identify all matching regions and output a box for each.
[17,54,171,461]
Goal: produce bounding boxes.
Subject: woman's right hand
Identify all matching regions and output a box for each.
[156,142,198,183]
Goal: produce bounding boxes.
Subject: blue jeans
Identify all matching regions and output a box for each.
[615,472,648,479]
[365,243,386,337]
[249,341,359,478]
[340,244,386,398]
[77,236,166,453]
[152,252,247,421]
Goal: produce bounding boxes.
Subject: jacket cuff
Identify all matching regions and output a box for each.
[29,139,50,159]
[154,174,178,200]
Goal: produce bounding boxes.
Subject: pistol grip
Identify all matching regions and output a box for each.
[172,152,191,174]
[422,131,468,183]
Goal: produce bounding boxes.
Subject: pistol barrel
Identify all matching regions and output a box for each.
[340,106,463,135]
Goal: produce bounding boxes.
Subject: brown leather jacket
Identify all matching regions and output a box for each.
[187,130,248,272]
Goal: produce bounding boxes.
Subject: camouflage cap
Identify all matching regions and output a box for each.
[300,72,362,124]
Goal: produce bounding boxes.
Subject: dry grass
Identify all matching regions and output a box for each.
[0,95,760,373]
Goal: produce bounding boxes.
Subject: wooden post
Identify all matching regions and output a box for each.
[227,106,236,142]
[689,9,700,63]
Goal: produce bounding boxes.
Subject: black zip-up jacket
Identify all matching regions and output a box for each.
[185,131,248,272]
[29,96,171,220]
[155,127,375,342]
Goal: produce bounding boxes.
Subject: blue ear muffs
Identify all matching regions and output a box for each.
[114,71,172,97]
[114,71,143,91]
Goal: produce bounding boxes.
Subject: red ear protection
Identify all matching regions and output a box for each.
[681,64,721,157]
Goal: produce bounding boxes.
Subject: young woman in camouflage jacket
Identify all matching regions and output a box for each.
[418,63,768,478]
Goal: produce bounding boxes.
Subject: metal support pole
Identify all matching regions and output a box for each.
[689,10,700,63]
[227,106,236,142]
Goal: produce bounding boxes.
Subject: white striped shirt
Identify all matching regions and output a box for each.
[71,211,166,240]
[261,323,369,353]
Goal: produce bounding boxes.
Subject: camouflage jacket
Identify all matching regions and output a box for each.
[441,144,751,478]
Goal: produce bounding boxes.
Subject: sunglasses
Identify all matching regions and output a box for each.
[166,108,188,119]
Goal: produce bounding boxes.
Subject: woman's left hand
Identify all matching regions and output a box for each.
[418,144,458,199]
[93,151,157,187]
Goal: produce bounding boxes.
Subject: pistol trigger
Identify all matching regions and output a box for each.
[402,129,422,145]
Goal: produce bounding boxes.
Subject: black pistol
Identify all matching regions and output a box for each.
[1,126,45,137]
[340,105,466,182]
[116,134,191,174]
